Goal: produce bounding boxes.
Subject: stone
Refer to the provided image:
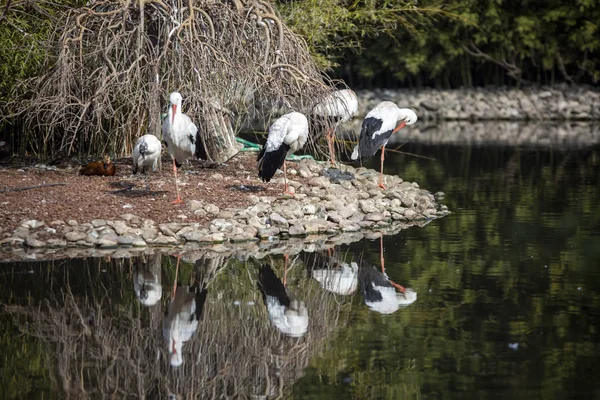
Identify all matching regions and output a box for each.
[96,238,118,247]
[302,204,317,215]
[65,231,87,242]
[327,212,343,223]
[339,204,358,220]
[150,235,178,245]
[257,227,280,238]
[131,237,147,247]
[141,227,158,241]
[22,219,45,229]
[49,220,66,226]
[404,209,417,220]
[188,200,204,212]
[112,220,129,235]
[25,237,46,248]
[159,223,180,237]
[288,224,306,236]
[91,219,106,227]
[359,200,378,214]
[217,210,235,219]
[269,212,289,228]
[204,204,220,214]
[364,212,385,222]
[309,176,330,188]
[46,238,67,248]
[248,195,260,205]
[116,235,136,245]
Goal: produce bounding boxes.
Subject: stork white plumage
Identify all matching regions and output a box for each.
[257,111,308,195]
[312,89,359,165]
[257,263,309,338]
[162,92,207,204]
[357,236,417,314]
[311,261,359,296]
[162,257,208,367]
[132,134,162,190]
[133,255,162,307]
[351,101,417,189]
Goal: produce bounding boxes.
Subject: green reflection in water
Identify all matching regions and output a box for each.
[292,145,600,400]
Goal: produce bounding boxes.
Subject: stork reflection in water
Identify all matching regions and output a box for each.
[162,255,208,367]
[358,237,417,314]
[133,255,162,307]
[257,257,308,338]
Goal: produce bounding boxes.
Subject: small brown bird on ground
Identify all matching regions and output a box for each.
[79,155,117,176]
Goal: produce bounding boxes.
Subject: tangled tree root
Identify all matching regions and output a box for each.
[8,0,342,161]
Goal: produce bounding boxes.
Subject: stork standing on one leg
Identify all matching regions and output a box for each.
[312,89,359,166]
[162,92,208,204]
[257,112,308,195]
[351,101,417,189]
[132,134,162,190]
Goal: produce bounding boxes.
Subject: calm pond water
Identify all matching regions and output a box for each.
[1,136,600,399]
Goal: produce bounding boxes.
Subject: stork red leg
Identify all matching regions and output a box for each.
[170,159,183,204]
[283,254,289,286]
[283,161,294,196]
[378,145,387,189]
[172,254,181,298]
[381,236,406,293]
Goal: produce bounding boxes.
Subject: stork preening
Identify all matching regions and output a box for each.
[162,92,208,204]
[257,263,309,338]
[132,134,162,190]
[312,89,359,166]
[357,236,416,314]
[257,111,308,195]
[351,101,417,189]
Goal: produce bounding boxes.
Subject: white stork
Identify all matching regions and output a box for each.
[162,255,207,368]
[162,92,207,204]
[312,89,359,166]
[257,263,308,338]
[358,263,417,314]
[311,261,359,296]
[133,255,162,307]
[257,111,308,195]
[132,134,162,190]
[351,101,417,189]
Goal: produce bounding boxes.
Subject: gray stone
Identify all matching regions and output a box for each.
[150,235,178,245]
[288,224,306,236]
[257,227,280,238]
[91,219,106,227]
[96,238,118,247]
[364,212,385,222]
[217,210,235,219]
[46,238,67,248]
[188,200,204,212]
[49,220,66,226]
[339,204,358,219]
[269,212,289,228]
[112,220,129,235]
[116,235,136,245]
[141,227,158,241]
[309,176,330,188]
[404,209,417,220]
[25,237,46,248]
[327,212,343,223]
[22,219,45,229]
[302,204,317,215]
[65,231,87,242]
[159,223,180,237]
[359,200,378,214]
[131,237,147,247]
[204,204,220,215]
[12,227,30,238]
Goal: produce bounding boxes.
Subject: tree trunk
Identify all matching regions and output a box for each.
[199,106,242,163]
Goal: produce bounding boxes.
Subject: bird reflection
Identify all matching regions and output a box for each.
[311,256,359,296]
[133,255,162,307]
[163,256,208,367]
[257,261,308,338]
[358,237,417,314]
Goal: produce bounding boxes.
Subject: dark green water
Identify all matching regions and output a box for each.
[1,143,600,399]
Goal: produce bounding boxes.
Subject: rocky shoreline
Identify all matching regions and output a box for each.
[354,85,600,121]
[0,158,449,261]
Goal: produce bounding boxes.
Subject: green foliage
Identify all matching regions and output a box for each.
[276,0,600,87]
[0,0,86,100]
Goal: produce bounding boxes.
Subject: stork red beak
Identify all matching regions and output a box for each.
[172,339,177,354]
[171,104,177,124]
[392,121,407,134]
